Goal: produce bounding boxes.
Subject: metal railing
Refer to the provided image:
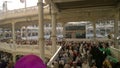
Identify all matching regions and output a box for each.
[0,42,52,58]
[47,46,62,67]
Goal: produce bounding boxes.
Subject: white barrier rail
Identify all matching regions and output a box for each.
[47,46,62,67]
[0,42,53,58]
[65,38,112,42]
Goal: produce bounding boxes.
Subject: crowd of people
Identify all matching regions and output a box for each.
[0,51,25,68]
[16,40,38,45]
[51,41,120,68]
[0,40,120,68]
[0,51,14,68]
[0,39,56,45]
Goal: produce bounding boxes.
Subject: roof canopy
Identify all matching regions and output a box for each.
[49,0,119,11]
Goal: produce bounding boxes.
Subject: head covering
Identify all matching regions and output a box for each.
[14,54,46,68]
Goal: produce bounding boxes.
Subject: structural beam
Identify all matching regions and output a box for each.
[114,8,119,48]
[12,22,16,62]
[25,26,28,41]
[12,53,16,62]
[38,0,45,61]
[51,5,57,55]
[45,0,59,12]
[61,23,66,39]
[12,22,16,50]
[92,21,96,40]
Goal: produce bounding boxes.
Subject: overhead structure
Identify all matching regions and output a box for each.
[46,0,120,10]
[45,0,120,22]
[45,0,120,47]
[0,0,120,62]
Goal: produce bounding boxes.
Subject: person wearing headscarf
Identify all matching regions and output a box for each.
[14,54,46,68]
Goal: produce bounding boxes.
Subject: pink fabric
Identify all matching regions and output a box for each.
[14,54,46,68]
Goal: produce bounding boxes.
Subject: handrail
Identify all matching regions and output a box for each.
[47,46,62,67]
[65,38,112,42]
[0,42,52,56]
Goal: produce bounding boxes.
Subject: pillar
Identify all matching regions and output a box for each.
[12,53,16,62]
[37,0,45,61]
[114,8,119,48]
[92,21,96,40]
[2,29,5,39]
[62,23,66,39]
[20,28,23,39]
[72,32,75,38]
[12,22,16,50]
[25,26,28,40]
[51,5,57,55]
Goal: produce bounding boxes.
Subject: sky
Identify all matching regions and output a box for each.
[0,0,42,10]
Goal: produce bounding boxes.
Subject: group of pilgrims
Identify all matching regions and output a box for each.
[0,40,120,68]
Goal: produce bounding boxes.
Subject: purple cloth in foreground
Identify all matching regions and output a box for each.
[14,54,46,68]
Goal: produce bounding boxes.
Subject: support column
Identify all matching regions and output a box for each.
[12,22,16,50]
[114,9,119,48]
[72,32,75,38]
[37,0,45,61]
[51,5,57,55]
[25,27,28,40]
[20,28,23,39]
[92,21,96,41]
[2,29,5,39]
[12,53,16,62]
[62,23,65,39]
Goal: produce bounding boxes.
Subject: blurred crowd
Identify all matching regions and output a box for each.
[51,41,120,68]
[0,39,56,45]
[0,51,13,68]
[0,40,120,68]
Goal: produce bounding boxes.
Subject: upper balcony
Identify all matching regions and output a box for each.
[0,5,50,21]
